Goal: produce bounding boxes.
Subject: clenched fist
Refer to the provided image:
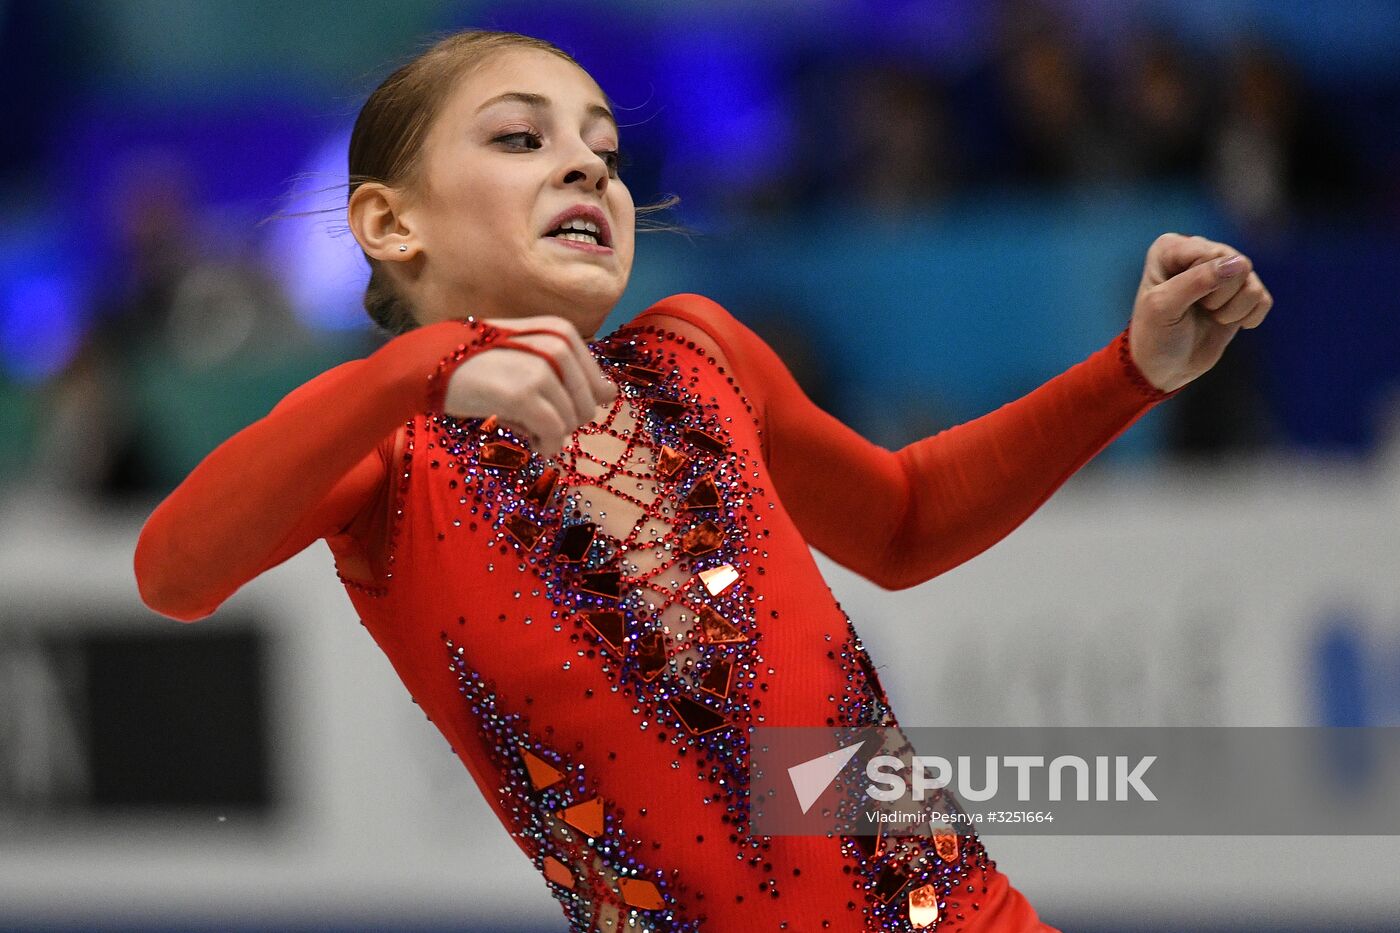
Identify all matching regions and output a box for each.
[1129,233,1274,394]
[443,315,618,457]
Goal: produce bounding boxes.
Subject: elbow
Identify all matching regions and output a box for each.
[134,529,217,623]
[860,530,924,591]
[867,539,994,591]
[136,571,218,623]
[866,565,925,592]
[817,532,935,590]
[862,542,951,591]
[850,547,917,591]
[142,587,217,623]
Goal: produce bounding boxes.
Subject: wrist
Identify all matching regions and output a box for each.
[425,318,503,413]
[1117,325,1184,401]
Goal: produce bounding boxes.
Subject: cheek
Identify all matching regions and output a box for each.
[613,193,638,255]
[442,167,522,235]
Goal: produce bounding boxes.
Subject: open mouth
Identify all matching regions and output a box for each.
[544,219,609,248]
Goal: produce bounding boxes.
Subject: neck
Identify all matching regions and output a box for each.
[400,273,611,340]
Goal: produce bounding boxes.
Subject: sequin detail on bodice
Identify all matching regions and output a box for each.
[415,323,997,930]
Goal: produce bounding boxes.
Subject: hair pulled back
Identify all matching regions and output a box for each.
[348,31,580,336]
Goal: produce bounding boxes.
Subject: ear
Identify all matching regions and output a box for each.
[348,182,418,261]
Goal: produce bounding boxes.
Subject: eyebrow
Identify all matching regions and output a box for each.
[475,91,618,131]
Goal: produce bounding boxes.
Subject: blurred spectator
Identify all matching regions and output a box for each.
[1111,30,1214,182]
[1208,40,1369,237]
[1162,337,1281,462]
[833,63,960,216]
[739,294,845,419]
[992,2,1132,187]
[30,149,304,501]
[738,293,963,453]
[767,57,959,219]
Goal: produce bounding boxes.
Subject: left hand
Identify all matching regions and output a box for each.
[1128,233,1274,394]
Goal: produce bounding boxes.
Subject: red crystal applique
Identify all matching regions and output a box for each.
[481,438,530,469]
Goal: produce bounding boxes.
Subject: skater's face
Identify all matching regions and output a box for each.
[384,48,635,337]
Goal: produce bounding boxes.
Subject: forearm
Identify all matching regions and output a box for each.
[874,327,1177,588]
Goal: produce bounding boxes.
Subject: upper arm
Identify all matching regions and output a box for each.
[244,363,393,579]
[135,360,394,621]
[247,430,393,580]
[636,295,911,581]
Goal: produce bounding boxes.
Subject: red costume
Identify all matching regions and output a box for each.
[135,293,1176,931]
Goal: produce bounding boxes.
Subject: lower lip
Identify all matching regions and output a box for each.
[545,236,613,255]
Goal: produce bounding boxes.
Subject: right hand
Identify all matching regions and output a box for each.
[442,315,618,457]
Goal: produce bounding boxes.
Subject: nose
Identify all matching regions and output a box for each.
[557,141,609,194]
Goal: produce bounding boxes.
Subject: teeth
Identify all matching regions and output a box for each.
[560,218,601,234]
[557,231,599,244]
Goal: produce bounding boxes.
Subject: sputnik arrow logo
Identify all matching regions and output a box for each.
[787,740,866,814]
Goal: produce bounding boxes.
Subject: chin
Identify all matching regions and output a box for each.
[551,275,626,317]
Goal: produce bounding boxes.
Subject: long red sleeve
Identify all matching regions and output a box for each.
[133,317,506,622]
[636,294,1176,590]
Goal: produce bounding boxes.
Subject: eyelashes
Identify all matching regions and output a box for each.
[494,130,628,176]
[494,130,541,149]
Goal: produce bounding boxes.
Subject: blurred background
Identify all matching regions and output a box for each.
[1,0,1398,931]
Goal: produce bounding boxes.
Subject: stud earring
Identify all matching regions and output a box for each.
[398,245,409,253]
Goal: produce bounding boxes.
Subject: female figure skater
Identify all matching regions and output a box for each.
[134,29,1272,932]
